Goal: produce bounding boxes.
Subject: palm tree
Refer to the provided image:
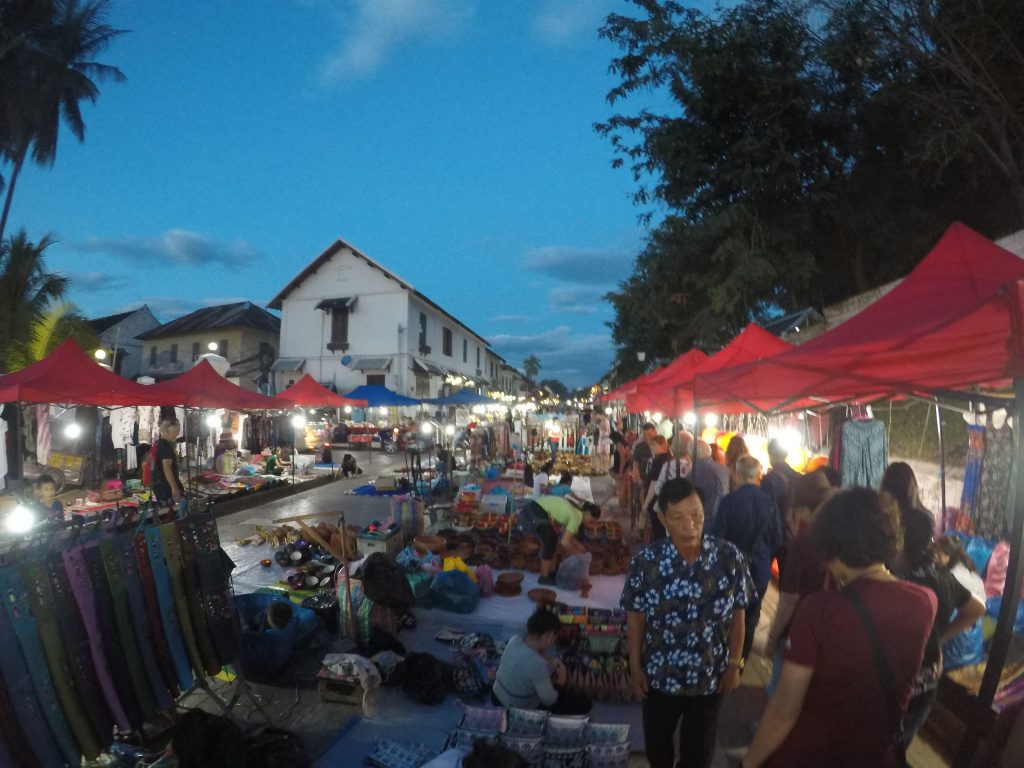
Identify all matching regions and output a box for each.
[523,355,541,381]
[0,0,125,242]
[5,300,98,371]
[0,230,68,371]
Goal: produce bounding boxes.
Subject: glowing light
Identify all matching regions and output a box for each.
[5,505,36,534]
[205,414,222,429]
[604,407,612,415]
[445,424,455,436]
[471,405,486,415]
[343,406,352,414]
[420,422,434,435]
[208,342,218,351]
[703,413,718,429]
[64,423,82,439]
[290,413,307,429]
[652,412,663,423]
[681,412,695,426]
[93,349,107,361]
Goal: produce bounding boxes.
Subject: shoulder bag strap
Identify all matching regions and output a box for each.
[842,587,904,742]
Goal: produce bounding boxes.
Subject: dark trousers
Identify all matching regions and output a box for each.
[743,596,762,660]
[642,688,723,768]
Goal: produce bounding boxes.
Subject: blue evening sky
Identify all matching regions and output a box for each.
[11,0,714,388]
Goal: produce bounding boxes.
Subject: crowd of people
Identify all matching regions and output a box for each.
[608,422,984,768]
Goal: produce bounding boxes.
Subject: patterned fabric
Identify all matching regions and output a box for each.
[975,422,1014,540]
[620,536,754,695]
[839,419,887,489]
[144,527,195,692]
[959,425,985,525]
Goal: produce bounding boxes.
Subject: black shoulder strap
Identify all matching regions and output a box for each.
[842,587,903,740]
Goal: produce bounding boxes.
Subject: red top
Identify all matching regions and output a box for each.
[778,533,833,637]
[766,579,937,768]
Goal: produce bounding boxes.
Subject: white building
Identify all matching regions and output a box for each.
[268,238,493,398]
[88,305,161,380]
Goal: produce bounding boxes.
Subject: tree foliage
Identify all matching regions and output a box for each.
[523,355,541,381]
[0,0,125,241]
[598,0,1023,383]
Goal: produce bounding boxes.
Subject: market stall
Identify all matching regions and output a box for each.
[691,222,1024,765]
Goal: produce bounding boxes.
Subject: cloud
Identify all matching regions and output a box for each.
[74,229,260,267]
[530,0,610,46]
[548,285,607,314]
[523,245,633,285]
[321,0,475,82]
[489,313,533,323]
[488,325,613,386]
[66,270,130,291]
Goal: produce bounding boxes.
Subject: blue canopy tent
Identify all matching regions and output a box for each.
[342,385,422,407]
[424,388,499,406]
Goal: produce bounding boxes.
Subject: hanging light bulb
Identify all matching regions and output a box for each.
[290,412,307,429]
[64,423,82,439]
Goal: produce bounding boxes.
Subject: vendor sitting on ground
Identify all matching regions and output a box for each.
[33,473,65,524]
[520,493,601,586]
[492,606,592,715]
[340,453,362,478]
[244,600,294,633]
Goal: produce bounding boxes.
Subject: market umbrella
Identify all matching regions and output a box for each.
[0,339,174,406]
[341,385,422,407]
[279,374,367,408]
[150,359,293,410]
[423,388,498,406]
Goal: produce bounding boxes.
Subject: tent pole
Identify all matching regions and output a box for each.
[953,376,1024,767]
[936,400,947,526]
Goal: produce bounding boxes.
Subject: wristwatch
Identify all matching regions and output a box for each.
[727,657,745,670]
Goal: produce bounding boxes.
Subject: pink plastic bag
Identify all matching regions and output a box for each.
[475,564,495,597]
[985,541,1010,598]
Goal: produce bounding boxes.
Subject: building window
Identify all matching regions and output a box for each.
[462,339,468,363]
[414,372,429,398]
[150,346,157,365]
[219,339,229,360]
[328,307,349,351]
[418,312,428,349]
[367,374,385,386]
[476,348,481,368]
[442,327,453,357]
[170,344,178,363]
[192,341,200,361]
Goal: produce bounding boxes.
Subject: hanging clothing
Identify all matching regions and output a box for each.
[839,419,887,488]
[108,408,135,450]
[974,422,1014,540]
[959,425,985,526]
[35,405,51,466]
[0,415,7,491]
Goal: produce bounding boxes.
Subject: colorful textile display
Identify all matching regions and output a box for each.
[959,425,985,525]
[975,422,1014,540]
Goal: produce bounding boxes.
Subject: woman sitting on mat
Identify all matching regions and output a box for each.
[492,607,591,715]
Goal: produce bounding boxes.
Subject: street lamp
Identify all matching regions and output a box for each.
[208,341,219,352]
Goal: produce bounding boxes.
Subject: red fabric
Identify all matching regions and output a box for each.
[601,367,668,402]
[278,374,367,408]
[625,349,708,412]
[150,359,292,409]
[695,223,1024,411]
[0,340,172,406]
[767,579,936,768]
[635,324,792,415]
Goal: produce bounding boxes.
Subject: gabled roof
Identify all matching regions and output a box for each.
[89,308,140,334]
[141,301,280,340]
[268,237,489,347]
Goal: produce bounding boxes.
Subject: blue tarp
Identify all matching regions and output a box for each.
[342,385,423,407]
[423,388,498,406]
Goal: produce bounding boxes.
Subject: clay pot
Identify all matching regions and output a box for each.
[518,536,542,557]
[528,587,557,604]
[526,557,541,573]
[510,553,528,570]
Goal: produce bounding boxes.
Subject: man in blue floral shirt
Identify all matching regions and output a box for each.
[621,477,754,768]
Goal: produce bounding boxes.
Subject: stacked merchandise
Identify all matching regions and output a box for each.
[556,608,634,704]
[444,704,631,768]
[0,505,238,766]
[453,487,482,529]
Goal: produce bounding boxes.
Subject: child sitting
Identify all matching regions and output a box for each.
[34,474,64,524]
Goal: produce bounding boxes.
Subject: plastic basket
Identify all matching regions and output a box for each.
[507,707,549,736]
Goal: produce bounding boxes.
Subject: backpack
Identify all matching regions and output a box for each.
[141,444,159,487]
[402,652,452,705]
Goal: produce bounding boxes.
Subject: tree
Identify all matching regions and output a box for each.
[5,300,98,371]
[523,355,541,381]
[0,229,69,370]
[597,0,1022,383]
[0,0,125,242]
[539,379,569,400]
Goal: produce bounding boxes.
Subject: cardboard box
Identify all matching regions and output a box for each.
[357,530,402,558]
[317,676,364,705]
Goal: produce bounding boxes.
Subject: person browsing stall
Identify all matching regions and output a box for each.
[519,493,601,586]
[492,606,591,715]
[152,417,183,507]
[621,477,754,768]
[531,460,555,497]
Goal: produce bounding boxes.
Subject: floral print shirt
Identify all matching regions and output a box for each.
[620,535,754,695]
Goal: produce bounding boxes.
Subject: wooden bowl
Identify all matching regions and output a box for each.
[414,534,445,555]
[527,587,557,604]
[496,572,524,587]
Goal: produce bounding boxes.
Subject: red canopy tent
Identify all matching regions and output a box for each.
[633,324,793,416]
[0,339,172,406]
[150,360,293,410]
[695,223,1024,412]
[278,374,366,408]
[600,366,667,403]
[626,349,708,413]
